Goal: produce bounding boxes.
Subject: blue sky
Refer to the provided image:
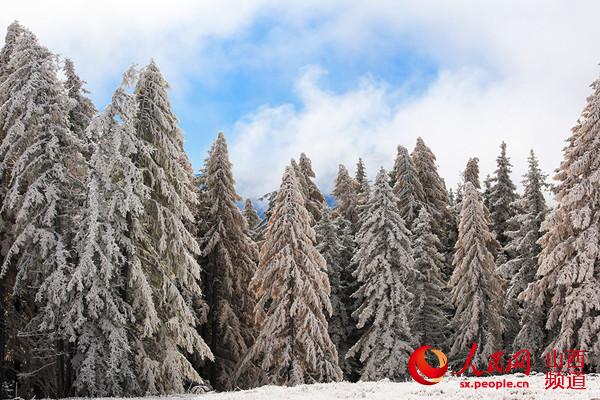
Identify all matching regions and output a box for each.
[2,1,600,198]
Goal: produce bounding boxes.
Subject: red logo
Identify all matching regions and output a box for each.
[408,346,448,385]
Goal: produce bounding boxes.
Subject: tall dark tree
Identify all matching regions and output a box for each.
[199,133,259,389]
[488,142,518,247]
[499,150,548,368]
[391,145,424,228]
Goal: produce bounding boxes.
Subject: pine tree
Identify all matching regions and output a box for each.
[242,198,262,241]
[0,29,89,396]
[410,208,449,348]
[411,138,450,223]
[355,158,367,188]
[449,182,504,367]
[411,138,452,279]
[331,164,359,224]
[200,132,259,390]
[65,69,142,397]
[315,207,354,377]
[239,166,342,386]
[482,174,493,210]
[128,61,212,394]
[347,169,416,381]
[463,157,481,189]
[294,153,325,223]
[521,75,600,370]
[0,20,25,391]
[498,150,548,367]
[63,58,96,154]
[488,142,518,247]
[391,145,424,228]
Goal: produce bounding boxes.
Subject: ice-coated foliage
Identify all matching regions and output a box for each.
[243,198,262,231]
[331,164,359,224]
[63,58,96,155]
[463,157,481,189]
[411,137,449,224]
[128,61,212,394]
[239,166,342,386]
[316,208,356,378]
[347,169,416,381]
[293,153,325,224]
[410,208,449,348]
[355,158,367,188]
[65,69,143,397]
[521,75,600,369]
[488,142,518,247]
[199,132,259,390]
[498,150,548,364]
[449,183,505,367]
[392,145,425,228]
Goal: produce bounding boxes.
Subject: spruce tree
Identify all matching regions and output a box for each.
[411,137,449,223]
[347,169,416,381]
[355,157,367,188]
[315,207,354,378]
[200,132,259,390]
[0,20,25,390]
[521,75,600,369]
[331,164,359,224]
[463,157,481,189]
[0,29,87,396]
[482,174,493,210]
[488,142,518,247]
[294,153,325,223]
[65,69,142,397]
[239,166,342,386]
[242,198,262,242]
[391,145,424,228]
[63,58,96,153]
[410,208,449,348]
[499,150,548,367]
[449,182,504,367]
[128,61,212,393]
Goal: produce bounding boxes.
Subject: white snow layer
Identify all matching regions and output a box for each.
[85,373,600,400]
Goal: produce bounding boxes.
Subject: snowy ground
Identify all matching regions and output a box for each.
[101,374,600,400]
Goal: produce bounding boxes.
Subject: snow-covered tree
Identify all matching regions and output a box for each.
[239,166,342,386]
[411,138,452,279]
[63,58,96,155]
[498,150,548,365]
[242,198,263,241]
[315,207,354,377]
[347,169,416,381]
[392,145,424,228]
[0,29,88,396]
[355,158,367,188]
[410,208,449,348]
[463,157,481,189]
[199,132,259,390]
[331,164,359,224]
[488,142,518,247]
[411,138,449,224]
[293,153,325,224]
[64,69,143,397]
[482,174,493,210]
[128,60,212,394]
[449,182,504,367]
[521,75,600,370]
[0,20,25,390]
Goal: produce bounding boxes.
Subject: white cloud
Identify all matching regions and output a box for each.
[228,0,600,197]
